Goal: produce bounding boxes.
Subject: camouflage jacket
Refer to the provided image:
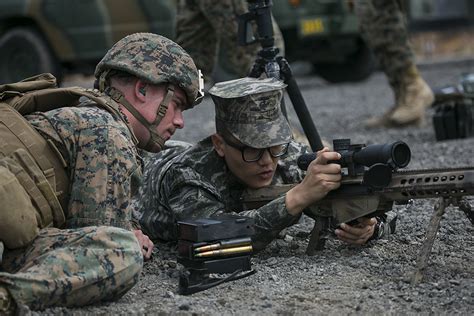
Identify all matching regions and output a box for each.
[135,136,309,250]
[27,101,142,230]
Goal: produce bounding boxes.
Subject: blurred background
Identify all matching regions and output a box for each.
[0,0,472,85]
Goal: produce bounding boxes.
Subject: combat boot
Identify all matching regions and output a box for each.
[0,286,14,315]
[388,66,434,126]
[364,105,398,128]
[364,82,405,128]
[365,65,434,128]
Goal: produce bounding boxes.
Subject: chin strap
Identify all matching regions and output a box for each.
[105,85,175,152]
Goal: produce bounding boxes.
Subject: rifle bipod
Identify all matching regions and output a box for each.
[412,196,473,284]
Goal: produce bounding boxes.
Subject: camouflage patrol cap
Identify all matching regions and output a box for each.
[94,32,203,108]
[209,77,291,148]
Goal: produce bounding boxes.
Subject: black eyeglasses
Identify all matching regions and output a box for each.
[223,138,289,162]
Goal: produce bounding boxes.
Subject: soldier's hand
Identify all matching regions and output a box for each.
[335,217,376,245]
[286,147,341,215]
[134,229,154,260]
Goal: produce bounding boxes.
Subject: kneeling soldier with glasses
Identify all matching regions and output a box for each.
[135,77,388,251]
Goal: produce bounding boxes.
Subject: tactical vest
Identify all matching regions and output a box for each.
[0,73,133,249]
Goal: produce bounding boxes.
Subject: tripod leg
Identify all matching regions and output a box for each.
[279,57,324,151]
[412,197,447,284]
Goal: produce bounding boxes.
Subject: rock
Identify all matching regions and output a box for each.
[179,303,190,311]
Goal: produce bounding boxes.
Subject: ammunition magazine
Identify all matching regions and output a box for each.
[177,216,256,295]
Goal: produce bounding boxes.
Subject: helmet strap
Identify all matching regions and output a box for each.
[98,69,110,92]
[105,85,175,152]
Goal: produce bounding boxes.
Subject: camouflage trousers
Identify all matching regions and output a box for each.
[355,0,415,91]
[0,226,143,310]
[176,0,285,81]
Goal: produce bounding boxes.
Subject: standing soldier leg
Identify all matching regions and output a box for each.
[217,0,259,77]
[0,226,143,312]
[195,0,262,79]
[175,0,218,83]
[356,0,434,127]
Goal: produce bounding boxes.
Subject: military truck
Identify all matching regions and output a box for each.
[0,0,176,84]
[0,0,379,85]
[272,0,375,83]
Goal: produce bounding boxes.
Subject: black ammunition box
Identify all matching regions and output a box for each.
[177,215,255,242]
[178,255,252,274]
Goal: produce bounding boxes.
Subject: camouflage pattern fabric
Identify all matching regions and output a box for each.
[0,100,145,310]
[135,138,308,251]
[175,0,285,81]
[0,226,142,310]
[26,103,142,230]
[355,0,414,91]
[95,32,202,108]
[210,77,291,148]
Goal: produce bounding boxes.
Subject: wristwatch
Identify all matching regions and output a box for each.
[370,217,385,241]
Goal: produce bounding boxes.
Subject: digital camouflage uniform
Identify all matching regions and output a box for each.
[137,137,308,251]
[356,0,414,91]
[1,32,202,312]
[176,0,285,82]
[27,104,142,230]
[0,226,142,310]
[136,77,306,251]
[356,0,434,127]
[0,99,143,311]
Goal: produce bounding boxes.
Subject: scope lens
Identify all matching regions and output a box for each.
[392,142,411,168]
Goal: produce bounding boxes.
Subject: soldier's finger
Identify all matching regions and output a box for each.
[307,163,341,178]
[314,149,340,165]
[144,247,153,260]
[337,225,372,243]
[335,231,366,245]
[340,223,371,235]
[357,217,377,226]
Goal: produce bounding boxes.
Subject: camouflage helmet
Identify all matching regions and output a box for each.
[94,32,203,108]
[209,77,292,148]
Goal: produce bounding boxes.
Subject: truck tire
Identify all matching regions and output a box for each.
[0,27,62,84]
[313,39,375,83]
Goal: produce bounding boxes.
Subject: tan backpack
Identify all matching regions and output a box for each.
[0,73,130,249]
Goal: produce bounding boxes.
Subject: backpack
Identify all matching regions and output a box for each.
[0,73,131,249]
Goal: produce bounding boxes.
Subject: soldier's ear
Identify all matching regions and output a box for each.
[211,134,225,157]
[135,80,147,101]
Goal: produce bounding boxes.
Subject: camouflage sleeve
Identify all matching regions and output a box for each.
[27,107,140,230]
[139,140,308,246]
[236,196,301,251]
[166,177,300,251]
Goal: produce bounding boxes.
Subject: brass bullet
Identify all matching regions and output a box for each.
[194,245,253,258]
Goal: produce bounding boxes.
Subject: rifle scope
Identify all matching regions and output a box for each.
[297,139,411,171]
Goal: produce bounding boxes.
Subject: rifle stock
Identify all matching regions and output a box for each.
[242,167,474,253]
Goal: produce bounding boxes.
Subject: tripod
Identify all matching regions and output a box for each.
[238,0,323,152]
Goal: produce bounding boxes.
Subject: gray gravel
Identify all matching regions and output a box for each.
[38,60,474,315]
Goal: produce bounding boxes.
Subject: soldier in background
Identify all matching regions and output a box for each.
[175,0,285,84]
[135,77,391,252]
[356,0,435,127]
[0,33,203,312]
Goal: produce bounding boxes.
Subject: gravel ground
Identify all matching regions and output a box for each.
[38,60,474,315]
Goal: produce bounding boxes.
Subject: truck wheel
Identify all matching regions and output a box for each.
[0,27,62,84]
[313,39,375,83]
